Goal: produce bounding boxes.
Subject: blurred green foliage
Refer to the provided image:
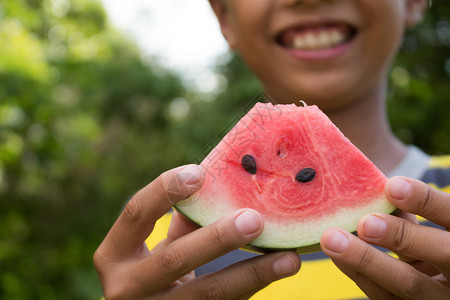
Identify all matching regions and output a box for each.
[388,2,450,154]
[0,0,449,299]
[0,0,185,298]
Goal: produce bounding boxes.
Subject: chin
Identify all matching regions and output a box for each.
[264,81,358,111]
[262,65,383,112]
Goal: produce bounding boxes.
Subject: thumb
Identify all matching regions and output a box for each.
[166,164,205,205]
[99,164,204,259]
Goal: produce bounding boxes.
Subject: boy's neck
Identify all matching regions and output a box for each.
[323,83,407,176]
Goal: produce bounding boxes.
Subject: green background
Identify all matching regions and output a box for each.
[0,0,449,298]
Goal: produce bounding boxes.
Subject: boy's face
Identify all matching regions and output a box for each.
[211,0,426,110]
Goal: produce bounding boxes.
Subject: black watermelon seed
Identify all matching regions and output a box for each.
[241,154,257,174]
[296,168,316,183]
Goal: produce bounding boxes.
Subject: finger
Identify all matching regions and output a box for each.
[152,211,201,253]
[357,213,450,277]
[409,261,441,277]
[321,228,445,300]
[102,164,204,258]
[385,176,450,229]
[231,286,269,300]
[370,211,440,276]
[331,260,397,300]
[391,211,419,263]
[232,290,261,300]
[168,252,301,300]
[151,210,200,254]
[167,210,200,242]
[137,208,265,293]
[178,271,195,284]
[394,210,418,224]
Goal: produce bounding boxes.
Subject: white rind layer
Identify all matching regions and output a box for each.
[175,194,395,250]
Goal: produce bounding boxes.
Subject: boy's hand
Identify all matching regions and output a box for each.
[94,165,301,299]
[321,176,450,299]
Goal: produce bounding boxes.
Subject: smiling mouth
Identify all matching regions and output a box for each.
[277,23,357,51]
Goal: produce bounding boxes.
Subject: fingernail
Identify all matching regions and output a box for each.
[388,177,412,200]
[177,165,202,186]
[324,230,349,254]
[273,254,298,276]
[235,210,261,235]
[363,215,387,238]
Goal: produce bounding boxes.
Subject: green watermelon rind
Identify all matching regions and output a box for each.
[174,196,397,254]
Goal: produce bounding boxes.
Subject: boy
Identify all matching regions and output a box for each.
[94,0,450,298]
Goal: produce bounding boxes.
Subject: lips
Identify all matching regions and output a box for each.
[277,23,357,51]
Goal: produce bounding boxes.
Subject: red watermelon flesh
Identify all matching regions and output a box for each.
[175,102,395,253]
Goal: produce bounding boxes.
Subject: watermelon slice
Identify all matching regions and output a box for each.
[175,102,395,254]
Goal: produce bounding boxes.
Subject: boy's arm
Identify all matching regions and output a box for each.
[321,176,450,299]
[93,165,301,299]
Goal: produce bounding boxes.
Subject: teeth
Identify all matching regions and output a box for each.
[293,36,306,49]
[318,31,332,48]
[331,30,345,44]
[304,33,317,49]
[291,29,347,50]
